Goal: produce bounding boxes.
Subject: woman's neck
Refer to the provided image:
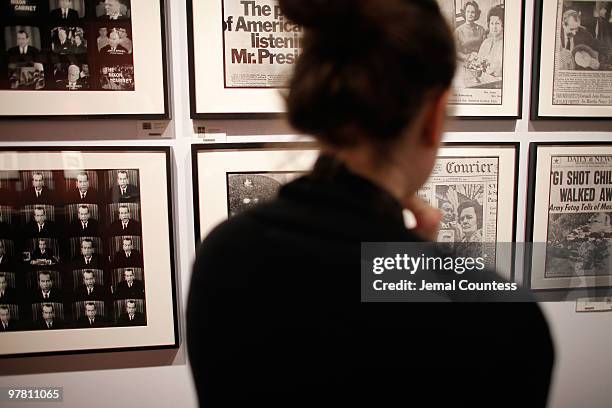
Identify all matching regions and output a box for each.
[322,145,423,204]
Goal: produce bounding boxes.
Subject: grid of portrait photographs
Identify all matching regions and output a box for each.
[0,168,148,333]
[0,0,135,91]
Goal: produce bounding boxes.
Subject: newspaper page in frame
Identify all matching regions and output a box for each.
[552,1,612,107]
[438,0,506,105]
[545,155,612,282]
[418,156,499,269]
[222,0,302,88]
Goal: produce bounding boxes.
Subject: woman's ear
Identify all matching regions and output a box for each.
[420,89,450,148]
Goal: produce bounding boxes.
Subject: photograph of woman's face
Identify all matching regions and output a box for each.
[465,4,477,23]
[489,15,503,38]
[459,206,478,235]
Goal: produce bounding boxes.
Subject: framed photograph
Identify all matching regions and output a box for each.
[0,146,178,357]
[192,142,518,278]
[187,0,297,118]
[526,143,612,293]
[0,0,169,119]
[532,0,612,119]
[192,143,319,240]
[439,0,524,118]
[187,0,522,119]
[417,143,519,279]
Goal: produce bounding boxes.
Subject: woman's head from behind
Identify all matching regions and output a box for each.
[281,0,456,196]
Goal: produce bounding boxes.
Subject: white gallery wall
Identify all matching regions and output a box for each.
[0,0,611,407]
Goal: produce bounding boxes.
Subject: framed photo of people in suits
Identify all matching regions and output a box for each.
[526,143,612,296]
[192,142,518,278]
[0,0,169,119]
[0,146,178,357]
[532,0,612,119]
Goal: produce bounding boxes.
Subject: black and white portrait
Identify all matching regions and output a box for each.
[70,237,104,269]
[5,26,42,61]
[66,204,100,236]
[31,302,65,329]
[73,300,107,328]
[27,270,64,303]
[107,203,141,236]
[22,205,58,238]
[64,170,99,203]
[72,269,107,301]
[53,62,90,90]
[438,0,505,89]
[51,26,86,54]
[110,236,142,268]
[25,237,60,266]
[96,0,131,20]
[98,27,130,56]
[114,298,145,326]
[435,184,485,243]
[49,0,85,20]
[0,304,20,332]
[107,169,140,202]
[19,170,56,204]
[557,2,612,71]
[112,267,144,299]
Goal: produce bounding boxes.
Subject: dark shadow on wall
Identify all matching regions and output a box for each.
[0,120,173,141]
[444,118,519,132]
[0,346,185,376]
[529,120,612,132]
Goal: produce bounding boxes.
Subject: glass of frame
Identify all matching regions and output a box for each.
[532,0,612,119]
[0,0,169,119]
[187,0,523,118]
[0,147,177,357]
[440,0,524,118]
[526,143,612,294]
[192,142,518,279]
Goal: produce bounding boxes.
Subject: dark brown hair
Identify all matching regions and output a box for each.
[280,0,456,148]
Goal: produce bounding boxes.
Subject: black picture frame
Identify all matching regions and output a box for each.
[531,0,612,120]
[186,0,285,120]
[0,146,179,358]
[525,142,612,299]
[0,1,170,120]
[191,142,317,245]
[187,0,525,119]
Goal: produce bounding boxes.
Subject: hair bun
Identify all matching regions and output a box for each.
[278,0,355,28]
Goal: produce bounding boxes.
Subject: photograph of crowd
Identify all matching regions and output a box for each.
[0,0,135,91]
[226,172,302,218]
[0,168,147,332]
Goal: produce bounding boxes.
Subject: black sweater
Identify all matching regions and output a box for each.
[187,156,554,407]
